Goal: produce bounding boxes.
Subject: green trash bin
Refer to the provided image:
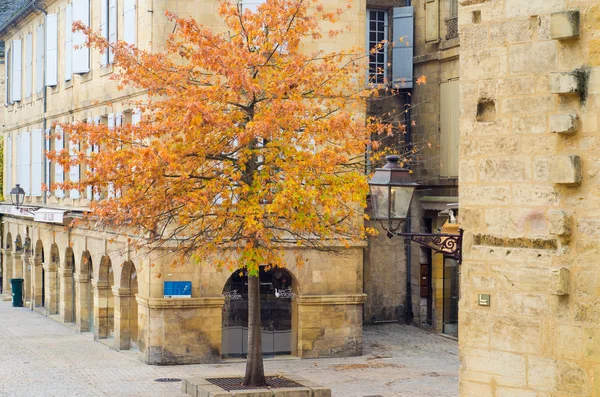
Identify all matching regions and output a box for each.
[10,278,24,307]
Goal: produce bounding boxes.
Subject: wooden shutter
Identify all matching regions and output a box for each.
[392,7,414,88]
[425,0,439,42]
[6,134,12,196]
[100,0,109,66]
[55,126,64,198]
[4,47,9,105]
[21,131,31,196]
[132,109,141,125]
[109,0,117,63]
[45,128,51,193]
[440,80,460,177]
[35,25,44,93]
[123,0,136,45]
[25,34,32,98]
[65,4,73,81]
[31,129,43,197]
[72,0,90,74]
[12,40,22,102]
[46,14,58,87]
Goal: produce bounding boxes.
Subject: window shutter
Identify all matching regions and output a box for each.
[72,0,90,74]
[15,134,21,193]
[440,80,460,177]
[132,109,141,125]
[6,134,12,197]
[392,7,414,89]
[31,129,43,196]
[69,139,80,199]
[116,112,122,127]
[4,47,9,105]
[123,0,136,45]
[100,0,109,66]
[46,14,58,87]
[65,4,73,81]
[45,128,51,193]
[25,34,32,98]
[36,25,44,93]
[55,127,64,198]
[241,0,266,13]
[12,40,22,102]
[109,0,117,63]
[425,0,439,42]
[21,132,31,196]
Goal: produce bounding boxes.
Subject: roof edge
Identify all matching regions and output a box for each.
[0,1,36,38]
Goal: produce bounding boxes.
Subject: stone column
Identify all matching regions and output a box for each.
[12,252,23,280]
[43,262,59,315]
[2,249,12,294]
[113,287,138,350]
[21,253,32,305]
[32,257,43,308]
[59,267,74,323]
[74,272,91,331]
[92,280,112,340]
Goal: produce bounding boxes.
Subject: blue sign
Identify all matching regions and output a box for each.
[164,281,192,298]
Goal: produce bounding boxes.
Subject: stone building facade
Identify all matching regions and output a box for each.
[459,0,600,395]
[0,0,368,364]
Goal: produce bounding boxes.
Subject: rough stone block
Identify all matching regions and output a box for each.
[272,388,311,397]
[549,72,580,94]
[549,267,570,295]
[548,210,571,236]
[230,390,274,396]
[550,114,578,134]
[551,11,580,40]
[549,155,582,185]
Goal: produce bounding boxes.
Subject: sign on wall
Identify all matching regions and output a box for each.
[164,281,192,298]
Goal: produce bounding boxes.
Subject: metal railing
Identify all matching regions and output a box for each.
[445,17,458,40]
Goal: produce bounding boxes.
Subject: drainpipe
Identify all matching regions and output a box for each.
[32,1,48,205]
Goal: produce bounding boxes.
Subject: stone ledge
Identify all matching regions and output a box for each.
[136,296,225,309]
[182,374,331,397]
[295,294,367,306]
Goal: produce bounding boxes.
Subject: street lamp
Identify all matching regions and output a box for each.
[9,184,26,209]
[368,155,463,263]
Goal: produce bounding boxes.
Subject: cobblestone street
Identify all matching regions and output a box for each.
[0,300,458,397]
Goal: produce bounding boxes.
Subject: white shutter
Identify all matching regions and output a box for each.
[109,0,117,63]
[11,40,22,102]
[241,0,266,13]
[55,127,64,198]
[45,128,51,191]
[4,47,9,105]
[123,0,136,45]
[31,129,43,197]
[65,4,73,81]
[72,0,90,73]
[108,113,115,129]
[69,138,80,199]
[100,0,109,66]
[132,109,141,125]
[107,113,116,198]
[35,25,44,93]
[6,134,12,196]
[116,112,122,127]
[15,134,22,193]
[21,132,31,196]
[25,34,32,98]
[46,14,58,87]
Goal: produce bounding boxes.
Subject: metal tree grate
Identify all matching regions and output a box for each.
[207,376,304,391]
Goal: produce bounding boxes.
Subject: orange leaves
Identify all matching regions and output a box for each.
[47,0,387,272]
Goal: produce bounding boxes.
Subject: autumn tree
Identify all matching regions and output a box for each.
[52,0,409,386]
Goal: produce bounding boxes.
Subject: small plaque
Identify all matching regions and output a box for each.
[478,294,490,307]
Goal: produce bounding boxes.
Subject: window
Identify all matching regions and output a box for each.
[25,33,32,98]
[100,0,117,65]
[446,0,458,40]
[11,39,22,102]
[65,4,73,81]
[367,9,388,85]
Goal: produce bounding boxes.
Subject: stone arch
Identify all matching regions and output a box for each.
[95,256,115,340]
[221,266,298,358]
[59,247,76,323]
[115,260,139,350]
[33,240,44,308]
[2,232,13,294]
[77,251,94,332]
[45,243,61,315]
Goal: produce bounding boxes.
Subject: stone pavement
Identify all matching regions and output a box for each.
[0,300,458,397]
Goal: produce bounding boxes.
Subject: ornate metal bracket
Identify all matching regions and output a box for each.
[387,228,464,264]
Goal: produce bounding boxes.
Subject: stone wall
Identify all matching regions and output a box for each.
[459,0,600,395]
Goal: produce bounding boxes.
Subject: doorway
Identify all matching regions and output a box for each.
[442,257,459,337]
[222,267,294,358]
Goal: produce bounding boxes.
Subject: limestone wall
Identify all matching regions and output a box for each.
[459,0,600,395]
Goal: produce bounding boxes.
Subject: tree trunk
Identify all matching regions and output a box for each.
[243,273,266,387]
